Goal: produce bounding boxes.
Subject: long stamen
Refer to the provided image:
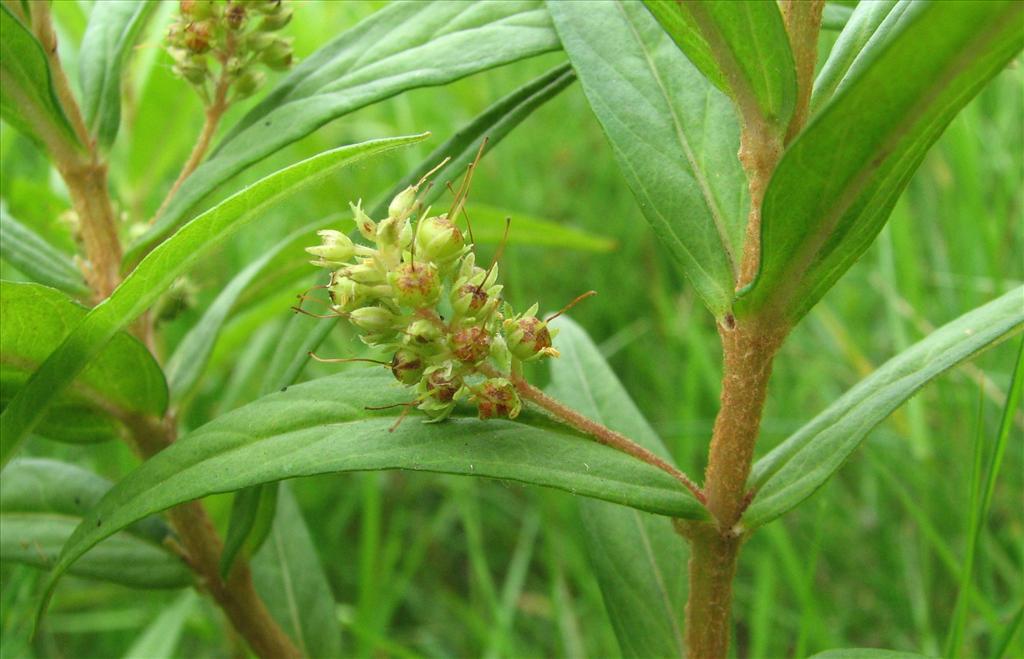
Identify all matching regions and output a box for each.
[308,352,390,366]
[546,290,598,322]
[364,401,417,411]
[416,157,451,189]
[291,306,340,319]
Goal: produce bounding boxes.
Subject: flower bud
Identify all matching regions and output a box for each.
[414,215,464,266]
[259,36,293,70]
[388,186,418,220]
[403,318,444,353]
[174,56,209,85]
[225,2,247,29]
[390,349,424,385]
[415,365,462,420]
[474,378,521,420]
[259,4,293,30]
[244,30,275,52]
[180,0,217,20]
[338,261,384,285]
[349,306,400,333]
[350,201,376,242]
[504,312,559,361]
[451,326,491,364]
[184,21,213,53]
[233,68,266,98]
[306,229,354,265]
[389,262,440,308]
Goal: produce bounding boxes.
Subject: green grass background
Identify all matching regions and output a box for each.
[1,2,1021,657]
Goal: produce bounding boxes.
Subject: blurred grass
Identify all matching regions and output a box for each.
[1,2,1022,657]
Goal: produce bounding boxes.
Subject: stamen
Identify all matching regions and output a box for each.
[416,157,451,189]
[546,290,598,322]
[308,352,390,366]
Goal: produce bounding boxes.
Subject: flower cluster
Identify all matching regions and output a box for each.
[303,165,564,423]
[167,0,293,102]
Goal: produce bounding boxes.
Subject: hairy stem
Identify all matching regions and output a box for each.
[780,0,825,144]
[483,366,705,503]
[679,521,742,659]
[125,415,300,659]
[26,3,122,300]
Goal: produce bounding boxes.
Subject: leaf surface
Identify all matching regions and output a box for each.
[643,0,795,129]
[0,5,81,148]
[744,287,1024,529]
[808,650,932,659]
[252,484,342,659]
[38,369,706,619]
[0,209,88,296]
[0,281,167,420]
[737,1,1024,323]
[549,0,748,317]
[129,0,559,261]
[78,0,156,147]
[0,134,426,467]
[548,317,689,658]
[1,458,189,589]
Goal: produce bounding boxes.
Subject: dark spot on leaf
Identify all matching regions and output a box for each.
[280,386,288,392]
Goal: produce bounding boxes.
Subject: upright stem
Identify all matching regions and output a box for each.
[680,521,741,659]
[60,160,123,299]
[125,415,301,659]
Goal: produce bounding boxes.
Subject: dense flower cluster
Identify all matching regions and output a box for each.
[167,0,293,102]
[304,166,563,423]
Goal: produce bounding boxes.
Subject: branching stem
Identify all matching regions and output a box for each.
[478,365,705,504]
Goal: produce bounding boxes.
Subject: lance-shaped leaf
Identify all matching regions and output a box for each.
[370,63,575,218]
[165,222,321,401]
[743,287,1024,530]
[643,0,796,130]
[0,5,81,149]
[1,458,189,589]
[549,0,748,318]
[78,0,157,147]
[1,281,167,432]
[128,0,560,263]
[548,317,689,658]
[808,651,931,659]
[37,369,706,622]
[0,209,89,296]
[811,0,901,111]
[0,134,427,467]
[251,484,342,659]
[736,1,1024,323]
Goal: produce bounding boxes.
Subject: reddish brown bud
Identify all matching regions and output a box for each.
[451,326,491,364]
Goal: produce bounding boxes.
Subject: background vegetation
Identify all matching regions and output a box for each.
[1,1,1021,657]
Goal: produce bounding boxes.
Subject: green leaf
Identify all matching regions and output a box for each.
[547,317,688,658]
[370,63,575,218]
[737,1,1024,323]
[744,287,1024,529]
[219,482,277,580]
[1,458,189,589]
[251,483,342,659]
[165,223,320,401]
[821,3,855,31]
[0,134,427,467]
[122,591,198,659]
[78,0,156,148]
[0,5,81,148]
[464,203,615,252]
[0,281,167,426]
[643,0,796,129]
[808,650,933,659]
[0,209,89,296]
[38,369,706,621]
[812,0,901,111]
[128,0,560,263]
[549,0,748,318]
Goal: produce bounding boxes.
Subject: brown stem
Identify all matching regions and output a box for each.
[482,366,706,504]
[124,414,301,659]
[780,0,825,144]
[60,160,123,299]
[736,122,783,289]
[678,521,742,659]
[22,3,122,300]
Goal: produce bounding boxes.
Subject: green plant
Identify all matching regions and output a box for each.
[0,1,1021,657]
